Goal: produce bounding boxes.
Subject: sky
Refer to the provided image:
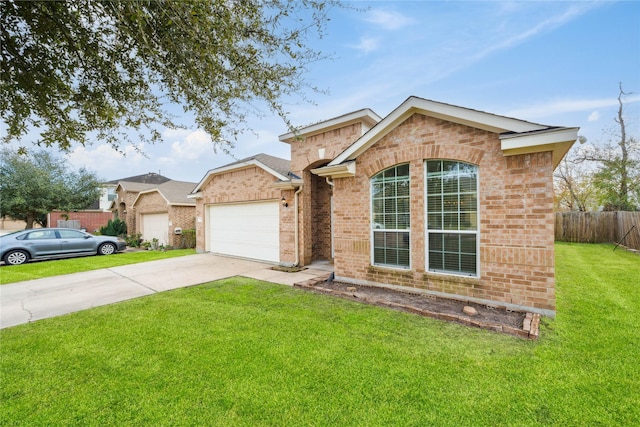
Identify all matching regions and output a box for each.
[32,1,640,183]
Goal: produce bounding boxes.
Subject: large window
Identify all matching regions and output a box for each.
[426,160,478,276]
[371,164,410,268]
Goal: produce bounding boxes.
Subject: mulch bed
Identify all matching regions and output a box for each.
[294,274,539,340]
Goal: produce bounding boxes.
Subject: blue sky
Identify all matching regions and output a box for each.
[63,0,639,183]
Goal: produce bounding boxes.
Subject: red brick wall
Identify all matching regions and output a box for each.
[49,211,114,233]
[331,113,556,315]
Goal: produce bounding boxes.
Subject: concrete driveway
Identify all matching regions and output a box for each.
[0,253,332,329]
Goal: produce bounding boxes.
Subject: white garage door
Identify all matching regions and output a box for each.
[207,201,279,262]
[141,213,169,245]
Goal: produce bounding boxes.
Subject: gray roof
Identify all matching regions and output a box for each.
[155,180,198,205]
[222,153,291,177]
[106,172,171,185]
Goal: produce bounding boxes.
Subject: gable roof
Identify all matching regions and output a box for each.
[191,153,291,194]
[105,172,171,185]
[131,180,197,207]
[279,109,382,143]
[313,96,578,177]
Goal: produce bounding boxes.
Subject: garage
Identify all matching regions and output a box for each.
[141,213,169,245]
[207,201,280,262]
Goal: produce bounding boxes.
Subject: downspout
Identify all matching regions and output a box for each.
[325,177,335,260]
[294,185,303,266]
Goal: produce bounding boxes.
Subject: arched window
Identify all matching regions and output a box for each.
[426,160,478,276]
[371,164,410,268]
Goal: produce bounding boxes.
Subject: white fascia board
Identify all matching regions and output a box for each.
[273,179,303,190]
[500,127,579,168]
[187,192,202,199]
[310,161,356,178]
[192,159,289,193]
[329,96,550,167]
[279,109,382,142]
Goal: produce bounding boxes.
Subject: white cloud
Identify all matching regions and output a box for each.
[364,9,415,31]
[469,3,600,63]
[505,95,640,120]
[348,36,381,54]
[67,143,147,180]
[163,129,213,161]
[588,111,600,122]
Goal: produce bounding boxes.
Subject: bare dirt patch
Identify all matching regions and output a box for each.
[294,275,539,339]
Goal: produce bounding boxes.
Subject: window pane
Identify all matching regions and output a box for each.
[460,254,477,275]
[427,176,442,193]
[460,235,477,254]
[429,233,443,250]
[427,213,442,230]
[426,160,478,276]
[429,251,443,270]
[396,163,409,177]
[443,161,459,173]
[427,195,442,213]
[443,177,458,194]
[397,181,409,196]
[371,165,410,268]
[427,160,442,174]
[443,234,459,252]
[443,194,458,212]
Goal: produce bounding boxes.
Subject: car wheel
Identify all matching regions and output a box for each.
[98,243,117,255]
[4,250,30,265]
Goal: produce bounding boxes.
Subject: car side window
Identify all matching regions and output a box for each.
[58,230,87,239]
[25,230,57,240]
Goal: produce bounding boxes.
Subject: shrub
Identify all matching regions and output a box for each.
[125,233,142,248]
[99,218,127,237]
[181,228,196,249]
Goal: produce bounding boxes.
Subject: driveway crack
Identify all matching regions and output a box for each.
[106,268,158,293]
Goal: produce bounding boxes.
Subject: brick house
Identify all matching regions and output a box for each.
[130,180,197,247]
[111,173,171,237]
[191,97,578,317]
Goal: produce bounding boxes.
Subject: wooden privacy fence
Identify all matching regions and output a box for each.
[555,211,640,250]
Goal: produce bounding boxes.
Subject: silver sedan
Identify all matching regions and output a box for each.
[0,228,127,265]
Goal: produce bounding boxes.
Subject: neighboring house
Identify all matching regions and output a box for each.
[191,97,578,317]
[131,180,197,246]
[111,173,172,236]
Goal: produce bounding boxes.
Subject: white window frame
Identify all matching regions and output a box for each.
[425,160,480,277]
[370,163,411,269]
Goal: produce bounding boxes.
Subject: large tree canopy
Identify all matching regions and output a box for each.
[0,150,102,228]
[1,0,338,152]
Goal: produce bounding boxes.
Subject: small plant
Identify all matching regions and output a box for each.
[125,233,143,248]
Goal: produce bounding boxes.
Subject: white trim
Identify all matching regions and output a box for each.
[424,160,480,278]
[192,159,290,193]
[326,97,578,170]
[310,161,356,178]
[370,164,411,270]
[279,109,382,143]
[500,127,579,167]
[272,179,303,190]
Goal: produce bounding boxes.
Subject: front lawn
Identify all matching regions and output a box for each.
[0,243,638,425]
[0,249,196,285]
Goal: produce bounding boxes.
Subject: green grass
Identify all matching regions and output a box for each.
[1,243,638,425]
[0,249,196,284]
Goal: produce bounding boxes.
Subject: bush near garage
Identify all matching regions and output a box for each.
[99,219,127,237]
